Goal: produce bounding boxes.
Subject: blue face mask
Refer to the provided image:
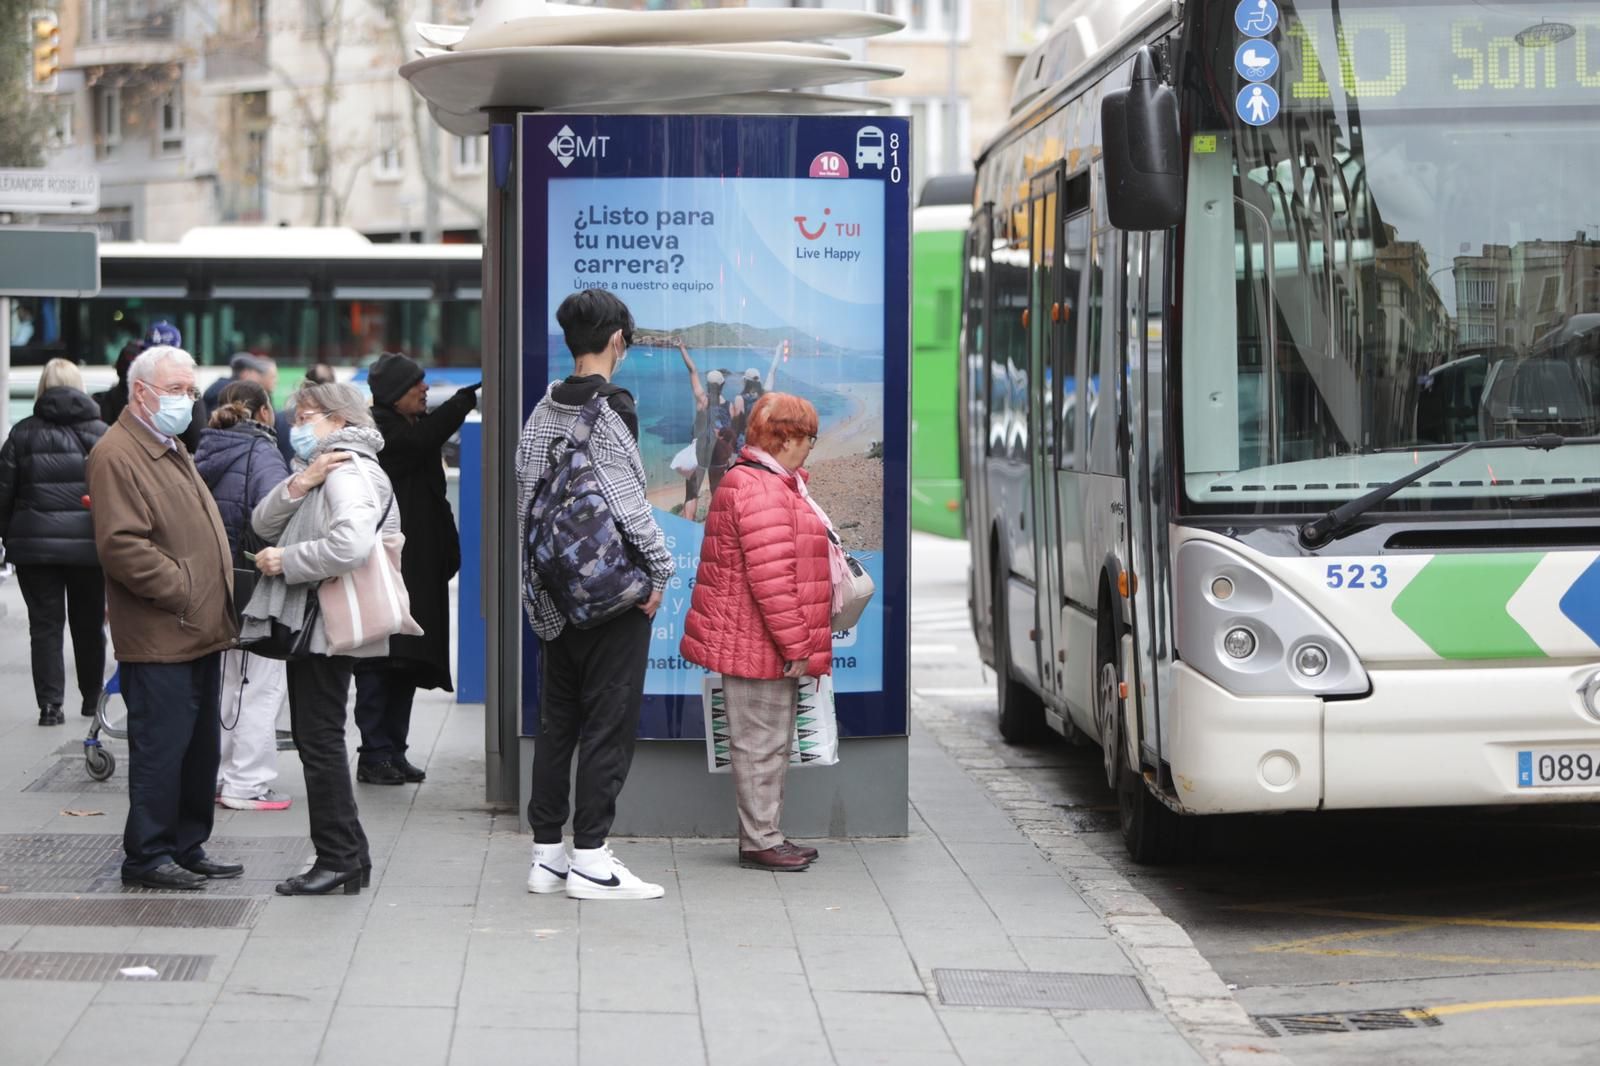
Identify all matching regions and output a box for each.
[151,393,192,438]
[290,423,320,462]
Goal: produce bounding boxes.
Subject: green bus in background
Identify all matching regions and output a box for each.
[911,174,975,539]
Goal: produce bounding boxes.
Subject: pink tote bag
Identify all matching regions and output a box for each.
[318,458,424,654]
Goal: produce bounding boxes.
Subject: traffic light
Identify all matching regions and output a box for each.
[29,10,59,94]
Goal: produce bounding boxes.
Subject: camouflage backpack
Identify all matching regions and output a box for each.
[524,398,652,629]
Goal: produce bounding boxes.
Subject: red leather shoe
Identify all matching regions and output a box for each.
[739,846,812,872]
[781,841,819,861]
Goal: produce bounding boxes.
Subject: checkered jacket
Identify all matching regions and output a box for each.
[516,383,673,640]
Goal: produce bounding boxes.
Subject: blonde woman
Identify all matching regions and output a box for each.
[0,359,109,725]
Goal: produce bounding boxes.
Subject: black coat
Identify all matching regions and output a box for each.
[370,388,477,691]
[193,422,290,560]
[0,388,109,566]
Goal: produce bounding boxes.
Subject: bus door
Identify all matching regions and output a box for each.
[1055,185,1096,726]
[1028,170,1066,700]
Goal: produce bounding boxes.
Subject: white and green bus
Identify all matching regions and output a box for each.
[961,0,1600,860]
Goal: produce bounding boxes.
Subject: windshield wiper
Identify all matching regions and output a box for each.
[1298,434,1600,548]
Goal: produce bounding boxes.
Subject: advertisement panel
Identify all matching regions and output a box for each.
[519,113,911,739]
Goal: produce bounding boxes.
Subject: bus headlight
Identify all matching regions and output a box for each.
[1176,540,1369,698]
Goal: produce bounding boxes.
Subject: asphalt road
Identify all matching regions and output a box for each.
[910,533,1600,1066]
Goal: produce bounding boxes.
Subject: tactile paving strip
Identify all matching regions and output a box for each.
[22,758,125,794]
[0,897,262,928]
[0,951,213,982]
[0,834,314,896]
[933,969,1152,1010]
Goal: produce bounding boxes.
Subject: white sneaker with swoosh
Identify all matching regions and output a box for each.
[527,842,570,894]
[566,844,664,900]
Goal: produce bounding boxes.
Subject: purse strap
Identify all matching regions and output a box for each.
[344,453,394,533]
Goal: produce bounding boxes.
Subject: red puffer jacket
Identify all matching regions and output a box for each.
[680,455,833,680]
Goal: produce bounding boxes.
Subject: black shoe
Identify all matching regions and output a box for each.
[357,760,406,785]
[38,704,63,726]
[361,863,372,888]
[181,857,244,879]
[275,866,362,896]
[396,757,427,783]
[123,862,208,890]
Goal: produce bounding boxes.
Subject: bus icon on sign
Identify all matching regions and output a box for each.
[855,126,885,169]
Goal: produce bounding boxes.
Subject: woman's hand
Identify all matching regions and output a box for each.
[783,659,808,679]
[292,451,350,493]
[254,546,285,576]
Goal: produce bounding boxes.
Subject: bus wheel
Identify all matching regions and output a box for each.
[993,561,1046,744]
[1098,623,1193,864]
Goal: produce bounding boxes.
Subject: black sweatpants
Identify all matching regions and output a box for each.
[15,564,105,711]
[528,609,651,850]
[287,655,370,874]
[121,654,222,877]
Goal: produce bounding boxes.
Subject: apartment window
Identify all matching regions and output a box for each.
[88,0,109,42]
[158,87,184,155]
[300,126,320,187]
[453,134,484,176]
[874,0,968,39]
[891,96,971,193]
[95,86,122,160]
[375,116,403,180]
[50,101,74,149]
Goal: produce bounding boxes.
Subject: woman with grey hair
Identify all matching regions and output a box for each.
[0,358,108,725]
[245,381,401,895]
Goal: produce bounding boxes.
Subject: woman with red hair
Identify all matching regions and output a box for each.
[681,393,833,871]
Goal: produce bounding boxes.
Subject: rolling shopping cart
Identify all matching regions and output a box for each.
[82,665,125,781]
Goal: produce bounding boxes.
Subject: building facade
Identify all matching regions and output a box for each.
[40,0,486,242]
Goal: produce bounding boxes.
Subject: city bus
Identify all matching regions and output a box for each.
[961,0,1600,861]
[911,173,974,538]
[7,226,482,375]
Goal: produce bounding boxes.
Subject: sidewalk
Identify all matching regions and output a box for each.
[0,574,1249,1066]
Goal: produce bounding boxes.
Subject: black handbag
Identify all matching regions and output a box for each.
[230,440,270,629]
[238,591,320,661]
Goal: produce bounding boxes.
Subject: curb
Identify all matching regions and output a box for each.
[913,695,1292,1066]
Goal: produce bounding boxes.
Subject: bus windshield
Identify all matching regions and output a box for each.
[1179,0,1600,513]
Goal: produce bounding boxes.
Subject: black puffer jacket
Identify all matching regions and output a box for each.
[193,421,289,560]
[0,387,108,566]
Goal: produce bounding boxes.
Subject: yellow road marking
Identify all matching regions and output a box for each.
[1248,906,1600,933]
[1411,995,1600,1018]
[1278,947,1600,971]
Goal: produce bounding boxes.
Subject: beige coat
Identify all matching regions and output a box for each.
[87,409,236,663]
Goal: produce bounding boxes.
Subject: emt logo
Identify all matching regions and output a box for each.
[548,126,609,169]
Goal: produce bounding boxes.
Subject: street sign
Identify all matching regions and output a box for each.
[0,228,100,296]
[0,169,99,214]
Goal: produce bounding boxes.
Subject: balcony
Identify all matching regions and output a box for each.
[76,1,184,67]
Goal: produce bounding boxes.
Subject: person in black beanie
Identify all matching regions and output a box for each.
[353,352,478,785]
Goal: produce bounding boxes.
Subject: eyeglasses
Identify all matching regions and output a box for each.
[293,410,328,427]
[145,381,201,402]
[807,435,818,445]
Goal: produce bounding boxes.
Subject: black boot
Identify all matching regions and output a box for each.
[275,866,362,896]
[356,760,406,785]
[396,757,427,783]
[38,704,63,726]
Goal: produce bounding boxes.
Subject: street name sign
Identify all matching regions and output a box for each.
[0,169,99,214]
[0,228,100,296]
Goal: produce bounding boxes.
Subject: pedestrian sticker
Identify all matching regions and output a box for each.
[1237,84,1280,126]
[1234,39,1279,82]
[1235,0,1278,37]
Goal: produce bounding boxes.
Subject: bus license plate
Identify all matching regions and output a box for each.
[1517,750,1600,788]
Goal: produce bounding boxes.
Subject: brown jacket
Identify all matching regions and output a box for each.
[87,409,237,663]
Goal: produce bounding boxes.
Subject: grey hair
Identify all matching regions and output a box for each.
[36,357,84,399]
[128,345,196,388]
[291,381,374,428]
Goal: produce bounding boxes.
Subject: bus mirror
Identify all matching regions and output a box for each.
[1101,47,1184,231]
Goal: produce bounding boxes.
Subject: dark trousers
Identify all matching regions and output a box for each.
[353,667,417,764]
[15,564,105,711]
[528,609,651,850]
[287,655,370,874]
[121,655,222,877]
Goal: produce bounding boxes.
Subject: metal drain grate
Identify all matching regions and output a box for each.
[0,951,212,982]
[0,833,313,896]
[1254,1008,1442,1038]
[23,758,126,794]
[934,969,1152,1010]
[0,896,262,929]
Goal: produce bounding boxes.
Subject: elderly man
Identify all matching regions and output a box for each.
[87,345,242,891]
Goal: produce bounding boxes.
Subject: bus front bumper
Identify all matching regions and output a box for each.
[1168,661,1600,814]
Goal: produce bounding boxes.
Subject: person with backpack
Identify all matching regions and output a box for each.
[0,359,108,726]
[516,289,674,901]
[194,381,292,811]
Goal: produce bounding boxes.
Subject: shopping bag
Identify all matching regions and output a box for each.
[318,458,424,654]
[670,442,699,477]
[703,673,839,772]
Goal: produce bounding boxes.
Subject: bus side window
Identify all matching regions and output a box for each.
[1059,212,1089,470]
[1089,228,1121,476]
[1080,224,1104,468]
